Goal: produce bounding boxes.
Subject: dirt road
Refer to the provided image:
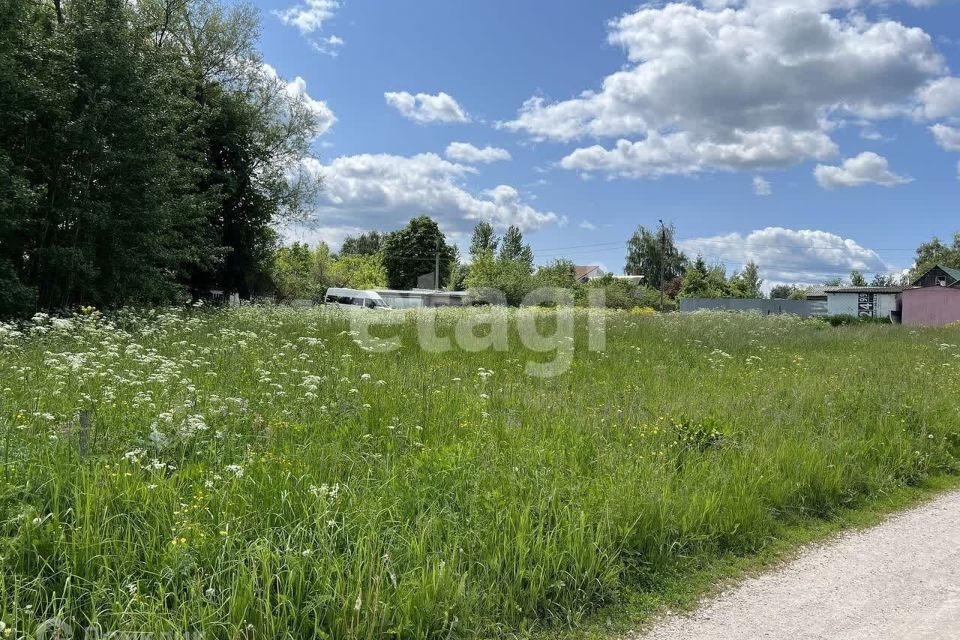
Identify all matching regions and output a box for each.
[634,490,960,640]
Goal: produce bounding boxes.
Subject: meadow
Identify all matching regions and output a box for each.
[0,306,958,639]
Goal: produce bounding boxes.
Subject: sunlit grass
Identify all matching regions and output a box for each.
[0,307,958,638]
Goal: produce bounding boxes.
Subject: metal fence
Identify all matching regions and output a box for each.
[680,298,816,317]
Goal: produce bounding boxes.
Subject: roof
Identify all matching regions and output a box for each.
[824,286,904,294]
[910,264,960,287]
[574,265,602,280]
[805,286,827,298]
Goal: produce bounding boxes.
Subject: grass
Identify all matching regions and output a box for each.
[0,306,958,639]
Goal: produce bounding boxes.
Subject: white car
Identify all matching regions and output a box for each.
[323,288,392,310]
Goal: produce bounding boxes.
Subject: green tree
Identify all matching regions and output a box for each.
[464,250,533,306]
[770,284,800,299]
[340,231,385,256]
[679,258,731,299]
[381,216,455,290]
[499,225,534,271]
[469,222,499,259]
[625,223,686,290]
[273,243,317,300]
[329,254,387,290]
[849,270,867,286]
[729,261,764,298]
[534,259,577,289]
[910,233,960,280]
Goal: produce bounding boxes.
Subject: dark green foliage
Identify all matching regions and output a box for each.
[0,0,318,316]
[339,231,385,256]
[625,223,687,289]
[382,216,456,289]
[469,221,499,259]
[821,314,893,327]
[498,225,533,271]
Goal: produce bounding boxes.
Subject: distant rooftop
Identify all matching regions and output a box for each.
[824,286,904,294]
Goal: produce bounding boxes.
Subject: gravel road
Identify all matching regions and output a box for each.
[633,489,960,640]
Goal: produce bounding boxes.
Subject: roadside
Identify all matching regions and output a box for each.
[632,484,960,640]
[538,476,960,640]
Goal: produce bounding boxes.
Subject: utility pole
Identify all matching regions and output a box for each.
[434,237,441,290]
[658,219,666,312]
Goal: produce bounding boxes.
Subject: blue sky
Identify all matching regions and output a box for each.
[257,0,960,286]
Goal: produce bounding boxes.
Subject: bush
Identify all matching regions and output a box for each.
[821,314,893,327]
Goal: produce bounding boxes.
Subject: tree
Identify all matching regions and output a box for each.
[849,270,867,286]
[870,273,896,287]
[729,261,763,298]
[329,254,387,290]
[469,222,499,259]
[273,243,318,300]
[770,284,799,299]
[910,232,960,280]
[499,225,534,271]
[679,257,731,298]
[340,231,385,256]
[534,259,577,289]
[381,216,456,290]
[625,224,687,290]
[464,249,533,306]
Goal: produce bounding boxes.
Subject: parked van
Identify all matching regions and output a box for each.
[323,288,392,310]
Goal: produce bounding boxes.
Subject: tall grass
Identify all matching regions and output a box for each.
[0,307,957,638]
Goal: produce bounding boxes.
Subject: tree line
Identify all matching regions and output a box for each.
[0,0,319,317]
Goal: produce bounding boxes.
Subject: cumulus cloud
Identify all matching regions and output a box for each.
[753,176,773,196]
[915,77,960,120]
[504,2,946,177]
[445,142,512,164]
[275,0,338,34]
[813,152,912,188]
[385,92,470,124]
[679,227,887,284]
[579,220,597,230]
[274,0,344,55]
[261,64,336,137]
[296,153,560,242]
[930,124,960,151]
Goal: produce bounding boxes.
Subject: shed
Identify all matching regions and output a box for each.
[901,286,960,327]
[911,264,960,289]
[823,286,903,320]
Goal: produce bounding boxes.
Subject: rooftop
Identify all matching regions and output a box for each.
[824,286,904,294]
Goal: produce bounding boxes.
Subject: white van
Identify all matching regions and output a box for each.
[323,288,392,310]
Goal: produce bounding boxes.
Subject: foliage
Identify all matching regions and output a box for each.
[272,242,319,301]
[464,249,534,306]
[850,270,867,286]
[382,216,456,290]
[469,221,499,259]
[499,225,534,272]
[328,254,387,290]
[821,314,894,326]
[625,223,687,289]
[340,231,385,256]
[0,0,319,316]
[770,284,804,300]
[729,261,763,298]
[910,232,960,280]
[0,308,958,638]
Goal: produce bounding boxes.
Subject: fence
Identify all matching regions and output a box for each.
[680,298,815,317]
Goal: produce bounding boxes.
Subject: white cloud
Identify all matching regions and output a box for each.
[261,64,336,137]
[579,220,597,230]
[297,153,560,241]
[679,227,887,284]
[384,92,470,124]
[275,0,338,34]
[753,176,773,195]
[445,142,511,164]
[813,152,912,188]
[504,2,946,177]
[930,124,960,151]
[915,77,960,120]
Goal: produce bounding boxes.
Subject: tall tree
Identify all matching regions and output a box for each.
[381,216,455,290]
[730,261,763,298]
[910,233,960,279]
[849,270,867,286]
[625,223,687,290]
[469,221,499,259]
[499,225,534,271]
[340,231,385,256]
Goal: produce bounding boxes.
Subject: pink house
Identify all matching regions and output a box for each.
[901,287,960,327]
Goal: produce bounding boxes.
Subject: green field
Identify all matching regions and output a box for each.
[0,307,958,639]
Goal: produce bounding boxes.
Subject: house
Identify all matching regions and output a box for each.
[574,265,604,283]
[900,265,960,327]
[822,286,903,320]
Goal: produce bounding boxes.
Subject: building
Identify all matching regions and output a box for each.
[822,286,903,320]
[374,289,472,309]
[900,265,960,327]
[574,265,604,283]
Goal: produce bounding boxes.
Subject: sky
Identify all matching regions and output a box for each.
[256,0,960,287]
